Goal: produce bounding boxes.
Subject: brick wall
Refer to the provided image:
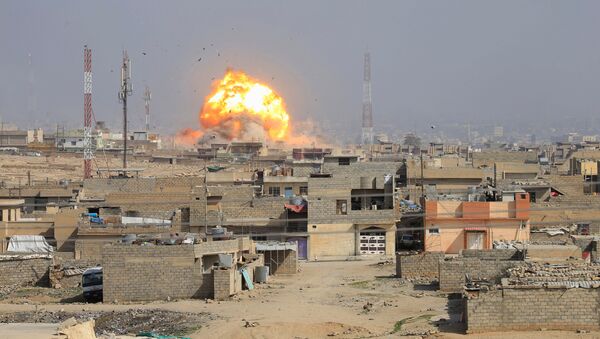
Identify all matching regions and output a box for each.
[0,255,52,287]
[213,268,233,300]
[439,256,522,292]
[460,249,524,260]
[189,186,287,228]
[466,287,600,332]
[75,237,117,261]
[193,238,253,257]
[396,252,444,279]
[102,245,213,302]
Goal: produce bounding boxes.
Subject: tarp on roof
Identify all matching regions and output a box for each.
[284,203,306,213]
[7,235,54,253]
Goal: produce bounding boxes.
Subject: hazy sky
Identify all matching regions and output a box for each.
[1,1,600,139]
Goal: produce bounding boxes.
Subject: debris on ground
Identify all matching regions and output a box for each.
[59,318,96,339]
[0,309,216,336]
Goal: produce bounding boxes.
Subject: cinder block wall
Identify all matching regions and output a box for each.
[460,249,524,260]
[439,253,523,292]
[213,268,234,300]
[102,245,212,302]
[466,287,600,332]
[0,256,52,287]
[396,252,444,279]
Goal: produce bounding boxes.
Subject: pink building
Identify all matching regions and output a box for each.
[423,193,530,254]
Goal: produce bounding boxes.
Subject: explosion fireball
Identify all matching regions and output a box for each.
[200,69,289,141]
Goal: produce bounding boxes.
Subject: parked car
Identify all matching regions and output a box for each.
[82,267,103,302]
[399,234,422,249]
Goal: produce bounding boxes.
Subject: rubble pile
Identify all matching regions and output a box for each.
[0,309,217,336]
[506,262,600,286]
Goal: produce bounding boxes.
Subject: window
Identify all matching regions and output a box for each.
[338,157,350,166]
[529,192,536,202]
[299,186,308,195]
[336,200,347,215]
[71,141,76,146]
[268,186,281,196]
[428,228,440,235]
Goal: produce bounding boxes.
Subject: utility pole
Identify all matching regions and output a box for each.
[118,50,132,170]
[83,46,94,179]
[143,86,151,133]
[420,149,425,200]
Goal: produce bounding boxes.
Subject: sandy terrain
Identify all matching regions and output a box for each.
[0,259,598,338]
[0,154,205,186]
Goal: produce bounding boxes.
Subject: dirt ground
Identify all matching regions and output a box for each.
[0,259,599,338]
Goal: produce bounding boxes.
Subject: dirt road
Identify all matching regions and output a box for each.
[0,259,597,338]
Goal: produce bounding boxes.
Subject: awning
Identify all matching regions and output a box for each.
[464,227,486,232]
[256,242,298,252]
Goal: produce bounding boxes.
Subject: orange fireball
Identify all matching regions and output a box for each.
[200,69,289,141]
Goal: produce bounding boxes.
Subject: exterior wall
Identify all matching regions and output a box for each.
[102,245,213,302]
[425,220,529,254]
[0,255,52,286]
[263,181,307,197]
[103,192,191,219]
[396,252,444,279]
[53,209,79,252]
[424,196,530,254]
[466,287,600,333]
[262,249,297,274]
[75,236,119,261]
[308,223,395,259]
[439,256,522,292]
[308,223,354,258]
[213,268,234,300]
[190,185,287,228]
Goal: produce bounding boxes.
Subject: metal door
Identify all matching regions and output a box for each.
[466,232,484,250]
[287,237,307,259]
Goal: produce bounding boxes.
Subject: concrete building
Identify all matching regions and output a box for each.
[101,237,262,302]
[423,193,530,253]
[306,158,398,259]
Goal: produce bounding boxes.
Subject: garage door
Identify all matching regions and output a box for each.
[359,227,386,255]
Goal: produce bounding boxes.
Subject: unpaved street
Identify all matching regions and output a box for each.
[0,259,598,338]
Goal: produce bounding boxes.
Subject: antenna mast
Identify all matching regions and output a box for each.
[83,46,94,179]
[143,86,151,133]
[118,50,132,170]
[361,52,373,145]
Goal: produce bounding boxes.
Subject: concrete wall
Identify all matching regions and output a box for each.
[102,245,213,302]
[308,223,354,258]
[439,257,520,292]
[0,255,52,286]
[466,287,600,333]
[424,219,529,254]
[189,185,287,228]
[396,252,444,279]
